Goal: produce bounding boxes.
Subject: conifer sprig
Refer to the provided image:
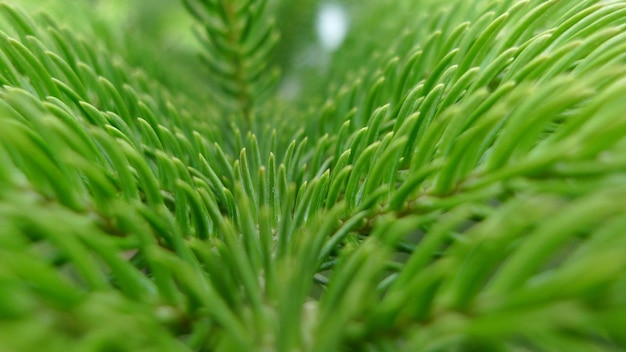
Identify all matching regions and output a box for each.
[182,0,280,125]
[1,0,626,351]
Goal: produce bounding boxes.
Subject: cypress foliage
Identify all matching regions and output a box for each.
[1,0,626,350]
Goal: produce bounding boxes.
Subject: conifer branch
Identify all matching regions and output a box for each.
[1,0,626,350]
[182,0,280,126]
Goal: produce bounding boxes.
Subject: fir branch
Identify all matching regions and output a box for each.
[1,0,626,351]
[183,0,280,126]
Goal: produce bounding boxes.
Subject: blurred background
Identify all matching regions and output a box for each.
[4,1,334,89]
[4,0,196,48]
[3,0,398,108]
[3,0,212,100]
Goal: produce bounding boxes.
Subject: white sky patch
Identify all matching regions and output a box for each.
[316,3,349,51]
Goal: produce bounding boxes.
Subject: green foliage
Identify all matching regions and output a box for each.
[183,0,280,125]
[1,0,626,351]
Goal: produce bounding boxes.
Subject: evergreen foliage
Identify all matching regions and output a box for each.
[1,0,626,350]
